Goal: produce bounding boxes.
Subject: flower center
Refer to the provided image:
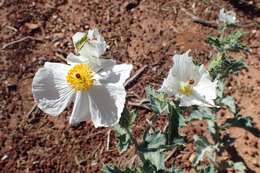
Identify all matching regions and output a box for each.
[66,64,94,91]
[179,81,193,96]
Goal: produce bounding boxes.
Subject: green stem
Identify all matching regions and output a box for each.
[166,104,179,145]
[125,128,146,164]
[219,23,227,41]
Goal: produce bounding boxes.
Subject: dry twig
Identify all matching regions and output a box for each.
[55,52,66,62]
[0,0,4,7]
[128,98,150,110]
[85,129,107,141]
[106,129,111,151]
[124,65,148,87]
[26,103,37,118]
[165,148,177,162]
[180,7,218,28]
[6,25,18,32]
[2,36,43,49]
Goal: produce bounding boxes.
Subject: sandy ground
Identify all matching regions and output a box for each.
[0,0,259,172]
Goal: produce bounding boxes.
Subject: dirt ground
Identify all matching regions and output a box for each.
[0,0,259,172]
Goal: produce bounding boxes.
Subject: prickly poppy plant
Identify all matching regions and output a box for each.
[31,8,259,173]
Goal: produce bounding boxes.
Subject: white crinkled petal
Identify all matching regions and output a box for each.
[172,51,196,81]
[219,8,236,24]
[67,53,118,74]
[67,53,88,65]
[88,84,126,127]
[159,67,180,96]
[67,53,102,73]
[97,60,133,86]
[180,91,215,107]
[194,70,217,101]
[79,28,108,59]
[32,63,75,116]
[219,8,226,22]
[69,91,91,125]
[79,44,103,60]
[180,65,217,107]
[72,32,85,46]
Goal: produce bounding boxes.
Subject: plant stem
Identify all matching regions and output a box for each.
[125,128,146,164]
[166,104,179,145]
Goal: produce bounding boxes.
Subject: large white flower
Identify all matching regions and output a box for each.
[72,28,108,67]
[219,8,237,25]
[159,52,217,107]
[32,58,132,127]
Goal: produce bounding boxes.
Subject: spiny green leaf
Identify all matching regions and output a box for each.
[207,120,216,134]
[113,125,130,153]
[207,31,248,53]
[227,161,247,173]
[140,132,166,171]
[188,107,215,122]
[223,58,247,75]
[233,162,247,173]
[216,80,225,98]
[166,104,186,144]
[144,131,166,149]
[221,96,237,113]
[207,36,224,52]
[157,168,184,173]
[119,108,137,129]
[192,135,218,166]
[113,108,138,153]
[143,151,165,171]
[208,54,224,79]
[141,160,157,173]
[197,164,215,173]
[146,86,168,114]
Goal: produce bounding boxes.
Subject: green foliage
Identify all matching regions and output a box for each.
[143,132,166,150]
[143,151,165,171]
[166,104,186,144]
[113,125,131,153]
[119,108,138,129]
[146,86,168,114]
[113,109,138,153]
[216,80,225,99]
[188,107,215,122]
[221,96,237,114]
[207,31,247,53]
[188,107,216,135]
[227,161,247,173]
[197,164,215,173]
[209,57,247,80]
[233,162,246,173]
[140,132,166,170]
[222,58,247,76]
[107,13,256,173]
[208,54,223,79]
[192,135,218,166]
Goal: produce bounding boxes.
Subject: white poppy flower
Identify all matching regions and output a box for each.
[219,8,237,25]
[72,28,109,67]
[159,52,217,107]
[32,59,132,127]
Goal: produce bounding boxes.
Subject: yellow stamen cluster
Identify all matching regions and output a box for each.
[66,64,94,91]
[179,82,193,96]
